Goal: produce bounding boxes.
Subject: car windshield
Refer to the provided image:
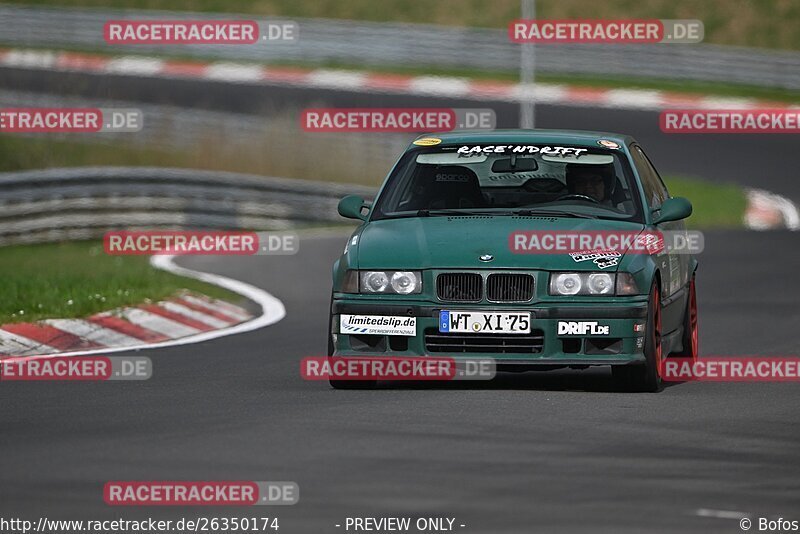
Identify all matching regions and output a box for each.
[372,143,643,222]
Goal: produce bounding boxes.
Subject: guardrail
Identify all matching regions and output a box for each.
[0,5,799,90]
[0,167,373,245]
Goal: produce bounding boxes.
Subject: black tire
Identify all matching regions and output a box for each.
[611,364,641,392]
[673,274,698,361]
[613,280,664,393]
[327,293,377,389]
[326,292,335,357]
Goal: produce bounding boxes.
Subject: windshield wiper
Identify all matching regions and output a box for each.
[513,209,596,219]
[417,209,498,217]
[409,208,601,219]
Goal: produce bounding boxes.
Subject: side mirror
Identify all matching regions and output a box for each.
[653,197,692,224]
[338,195,369,221]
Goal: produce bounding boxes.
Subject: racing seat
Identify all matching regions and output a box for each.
[610,177,634,212]
[564,163,616,206]
[406,165,486,210]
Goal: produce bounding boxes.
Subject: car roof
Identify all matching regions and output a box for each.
[411,129,636,148]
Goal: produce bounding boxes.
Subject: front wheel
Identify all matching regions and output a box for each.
[613,280,664,392]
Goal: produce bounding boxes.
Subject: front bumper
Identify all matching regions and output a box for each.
[331,297,649,367]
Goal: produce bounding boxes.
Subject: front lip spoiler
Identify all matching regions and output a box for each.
[492,357,645,366]
[330,355,646,366]
[332,302,647,319]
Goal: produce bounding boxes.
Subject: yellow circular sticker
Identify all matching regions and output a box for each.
[597,139,620,149]
[413,137,442,146]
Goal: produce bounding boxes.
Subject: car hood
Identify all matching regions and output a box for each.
[356,215,646,271]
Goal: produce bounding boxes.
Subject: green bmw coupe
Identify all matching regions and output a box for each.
[330,130,698,392]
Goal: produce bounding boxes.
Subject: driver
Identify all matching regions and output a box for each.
[564,164,615,206]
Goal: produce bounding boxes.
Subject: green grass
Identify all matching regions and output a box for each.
[9,0,800,51]
[664,176,746,229]
[0,128,394,186]
[0,240,242,324]
[0,134,187,173]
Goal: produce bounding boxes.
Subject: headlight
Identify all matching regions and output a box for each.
[390,271,419,294]
[359,270,422,294]
[587,273,613,295]
[549,272,633,296]
[552,273,582,295]
[361,271,389,292]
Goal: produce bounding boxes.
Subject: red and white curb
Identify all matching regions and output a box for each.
[2,47,798,112]
[0,254,286,360]
[745,188,800,231]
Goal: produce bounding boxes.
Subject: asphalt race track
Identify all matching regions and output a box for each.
[1,69,799,533]
[2,230,799,533]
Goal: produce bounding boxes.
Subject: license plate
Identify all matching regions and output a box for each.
[439,311,531,334]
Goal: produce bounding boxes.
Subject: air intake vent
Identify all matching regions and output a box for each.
[425,329,544,354]
[436,273,482,302]
[486,273,534,302]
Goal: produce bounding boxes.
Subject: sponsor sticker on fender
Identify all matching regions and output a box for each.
[340,315,417,336]
[569,249,621,269]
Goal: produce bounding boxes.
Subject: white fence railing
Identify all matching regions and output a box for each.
[1,5,799,89]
